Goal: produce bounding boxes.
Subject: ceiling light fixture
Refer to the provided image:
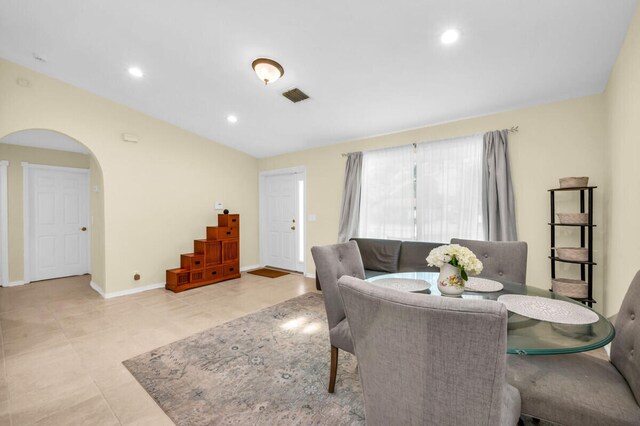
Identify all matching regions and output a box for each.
[440,29,460,45]
[128,66,144,78]
[252,58,284,85]
[227,115,238,123]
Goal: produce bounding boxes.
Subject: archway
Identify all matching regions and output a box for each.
[0,129,106,293]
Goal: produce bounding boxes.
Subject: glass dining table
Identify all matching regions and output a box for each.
[366,272,615,355]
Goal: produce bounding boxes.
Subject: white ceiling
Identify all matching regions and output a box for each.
[0,0,636,158]
[1,129,90,154]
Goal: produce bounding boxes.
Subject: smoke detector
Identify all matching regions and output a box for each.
[32,53,47,63]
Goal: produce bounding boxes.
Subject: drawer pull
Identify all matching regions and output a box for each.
[230,267,234,271]
[226,231,231,235]
[195,261,201,265]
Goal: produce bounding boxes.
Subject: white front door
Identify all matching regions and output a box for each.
[26,165,90,282]
[264,172,300,271]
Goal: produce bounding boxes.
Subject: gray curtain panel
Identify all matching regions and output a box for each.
[337,152,363,243]
[483,130,517,241]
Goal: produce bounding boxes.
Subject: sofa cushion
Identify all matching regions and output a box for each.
[350,238,401,273]
[398,241,444,272]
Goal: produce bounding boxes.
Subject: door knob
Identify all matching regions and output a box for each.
[81,227,87,231]
[291,226,296,230]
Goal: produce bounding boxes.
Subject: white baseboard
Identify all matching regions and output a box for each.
[90,281,165,299]
[240,264,262,272]
[4,280,27,287]
[304,272,315,279]
[89,281,106,297]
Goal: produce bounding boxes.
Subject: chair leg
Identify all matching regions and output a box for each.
[328,345,338,393]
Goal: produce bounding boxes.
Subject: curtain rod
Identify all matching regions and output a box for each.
[340,126,519,157]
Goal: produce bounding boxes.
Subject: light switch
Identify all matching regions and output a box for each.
[215,202,224,210]
[308,214,317,222]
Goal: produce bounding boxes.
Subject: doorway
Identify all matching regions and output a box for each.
[0,161,7,286]
[23,163,91,282]
[259,167,306,273]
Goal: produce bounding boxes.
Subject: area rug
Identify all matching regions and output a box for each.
[247,267,290,278]
[124,293,548,426]
[123,293,364,425]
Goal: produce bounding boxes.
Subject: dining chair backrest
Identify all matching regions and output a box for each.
[451,238,528,285]
[338,275,512,425]
[611,270,640,405]
[311,241,366,330]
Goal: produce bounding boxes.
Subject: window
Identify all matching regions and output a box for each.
[358,145,415,240]
[358,135,485,243]
[416,135,484,242]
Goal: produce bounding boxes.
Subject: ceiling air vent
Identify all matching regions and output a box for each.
[282,88,309,103]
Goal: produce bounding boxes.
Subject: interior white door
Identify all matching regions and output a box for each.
[28,166,90,281]
[264,173,299,271]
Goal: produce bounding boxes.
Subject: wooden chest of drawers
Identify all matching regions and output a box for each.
[166,214,241,293]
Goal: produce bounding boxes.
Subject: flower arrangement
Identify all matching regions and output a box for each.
[426,244,483,281]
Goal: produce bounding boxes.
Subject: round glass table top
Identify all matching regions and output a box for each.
[366,272,615,355]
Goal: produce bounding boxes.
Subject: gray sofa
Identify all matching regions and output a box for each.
[315,238,443,290]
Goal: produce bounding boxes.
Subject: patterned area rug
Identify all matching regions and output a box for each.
[124,292,548,425]
[123,293,364,425]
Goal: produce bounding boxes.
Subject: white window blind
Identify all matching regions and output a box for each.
[358,144,415,240]
[358,134,485,243]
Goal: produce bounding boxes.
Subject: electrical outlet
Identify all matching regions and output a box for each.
[215,202,224,210]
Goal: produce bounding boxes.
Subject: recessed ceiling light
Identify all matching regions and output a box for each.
[128,66,144,78]
[440,29,460,45]
[227,115,238,123]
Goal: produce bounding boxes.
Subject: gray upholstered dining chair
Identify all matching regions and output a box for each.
[507,271,640,425]
[338,275,522,425]
[310,241,365,393]
[451,238,528,284]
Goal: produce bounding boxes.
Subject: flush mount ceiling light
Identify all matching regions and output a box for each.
[252,58,284,85]
[440,29,460,45]
[227,115,238,123]
[128,66,144,78]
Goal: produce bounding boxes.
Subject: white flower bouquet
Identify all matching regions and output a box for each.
[426,244,483,281]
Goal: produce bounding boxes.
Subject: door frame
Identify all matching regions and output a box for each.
[259,166,307,274]
[22,162,91,284]
[0,161,8,286]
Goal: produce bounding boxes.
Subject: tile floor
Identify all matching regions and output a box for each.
[0,272,318,425]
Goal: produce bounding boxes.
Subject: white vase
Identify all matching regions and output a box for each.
[437,263,465,296]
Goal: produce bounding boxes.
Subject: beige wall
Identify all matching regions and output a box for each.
[603,4,640,315]
[260,96,608,311]
[89,154,106,291]
[0,144,90,283]
[0,59,260,294]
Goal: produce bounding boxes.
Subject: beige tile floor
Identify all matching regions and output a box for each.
[0,272,318,425]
